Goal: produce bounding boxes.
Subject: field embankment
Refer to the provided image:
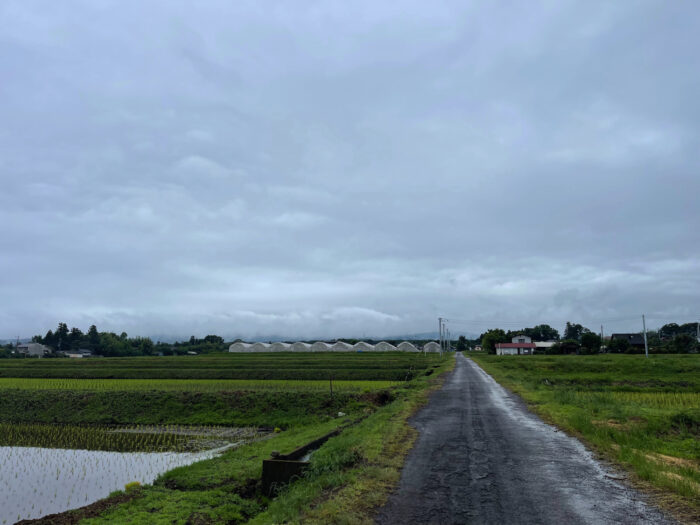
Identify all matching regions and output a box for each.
[469,353,700,520]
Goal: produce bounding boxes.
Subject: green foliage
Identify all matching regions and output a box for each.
[563,322,591,342]
[480,329,508,354]
[580,332,601,354]
[608,337,631,354]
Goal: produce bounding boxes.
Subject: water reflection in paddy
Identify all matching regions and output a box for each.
[0,445,227,524]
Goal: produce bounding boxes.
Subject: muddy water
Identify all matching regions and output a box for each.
[0,445,228,524]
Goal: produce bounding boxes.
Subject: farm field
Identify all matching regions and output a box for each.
[0,352,431,380]
[469,353,700,516]
[0,352,452,524]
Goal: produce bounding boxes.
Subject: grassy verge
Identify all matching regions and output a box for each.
[68,354,455,524]
[468,353,700,521]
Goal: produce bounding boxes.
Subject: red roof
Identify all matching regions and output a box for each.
[496,343,536,348]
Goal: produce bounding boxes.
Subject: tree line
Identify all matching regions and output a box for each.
[0,323,229,358]
[457,321,698,355]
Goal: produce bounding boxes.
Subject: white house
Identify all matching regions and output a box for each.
[496,335,536,355]
[17,343,49,357]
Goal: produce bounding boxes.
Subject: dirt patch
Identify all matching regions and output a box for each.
[15,489,142,525]
[646,453,700,472]
[592,418,645,431]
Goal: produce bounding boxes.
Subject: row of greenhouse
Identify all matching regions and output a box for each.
[228,341,442,353]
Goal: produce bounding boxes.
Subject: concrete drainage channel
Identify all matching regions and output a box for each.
[261,427,344,496]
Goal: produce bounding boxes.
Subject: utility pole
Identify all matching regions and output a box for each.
[600,325,604,352]
[642,314,649,358]
[438,317,443,354]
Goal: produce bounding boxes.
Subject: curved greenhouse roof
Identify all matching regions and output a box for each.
[330,341,353,352]
[396,341,419,352]
[353,342,374,352]
[228,342,251,353]
[269,342,291,352]
[290,342,311,352]
[423,341,441,353]
[249,342,269,352]
[310,342,331,352]
[374,341,396,352]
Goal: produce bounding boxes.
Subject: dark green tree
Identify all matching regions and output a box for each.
[480,329,508,354]
[580,332,601,354]
[563,322,590,342]
[87,325,100,351]
[456,335,467,352]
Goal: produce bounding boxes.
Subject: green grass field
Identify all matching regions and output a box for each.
[0,377,399,392]
[0,352,437,380]
[469,353,700,513]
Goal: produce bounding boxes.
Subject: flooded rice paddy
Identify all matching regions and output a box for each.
[0,426,267,524]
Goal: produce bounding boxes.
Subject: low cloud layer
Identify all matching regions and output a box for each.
[2,1,699,339]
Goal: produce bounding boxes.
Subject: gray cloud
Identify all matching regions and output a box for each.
[2,0,699,339]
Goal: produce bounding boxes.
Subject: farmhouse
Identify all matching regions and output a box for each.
[496,335,536,355]
[16,343,50,357]
[610,333,646,350]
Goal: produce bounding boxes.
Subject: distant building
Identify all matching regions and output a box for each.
[65,350,93,358]
[17,343,50,357]
[534,341,556,352]
[609,333,646,350]
[496,335,536,355]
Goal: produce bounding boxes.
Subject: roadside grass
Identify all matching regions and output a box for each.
[250,354,455,524]
[74,354,455,524]
[468,353,700,518]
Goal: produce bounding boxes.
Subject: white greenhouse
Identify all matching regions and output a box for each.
[310,342,331,352]
[228,342,252,353]
[249,342,270,353]
[374,341,396,352]
[290,342,311,352]
[330,341,353,352]
[397,341,419,352]
[269,342,291,352]
[423,341,441,353]
[353,342,374,352]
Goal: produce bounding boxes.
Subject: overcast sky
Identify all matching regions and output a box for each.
[2,1,699,340]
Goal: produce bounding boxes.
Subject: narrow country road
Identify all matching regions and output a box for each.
[376,353,675,525]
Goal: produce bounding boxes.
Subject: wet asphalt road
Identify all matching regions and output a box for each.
[376,353,675,525]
